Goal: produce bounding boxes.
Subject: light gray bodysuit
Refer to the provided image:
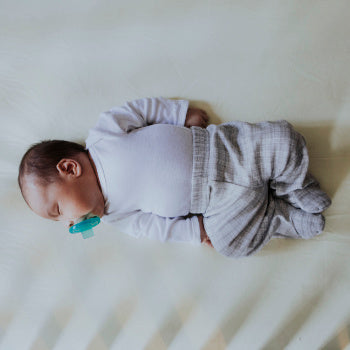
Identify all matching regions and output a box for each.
[86,97,331,258]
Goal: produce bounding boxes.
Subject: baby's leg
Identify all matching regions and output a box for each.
[203,182,325,258]
[206,120,331,213]
[266,121,331,213]
[271,197,325,239]
[203,183,274,258]
[272,173,331,214]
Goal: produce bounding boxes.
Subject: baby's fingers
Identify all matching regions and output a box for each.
[200,110,209,121]
[204,239,214,248]
[201,116,209,127]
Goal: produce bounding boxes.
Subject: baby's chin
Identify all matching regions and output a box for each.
[90,203,105,219]
[96,207,105,218]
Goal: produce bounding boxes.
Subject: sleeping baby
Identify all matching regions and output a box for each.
[18,97,331,258]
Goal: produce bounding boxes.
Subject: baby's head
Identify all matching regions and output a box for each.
[18,140,105,228]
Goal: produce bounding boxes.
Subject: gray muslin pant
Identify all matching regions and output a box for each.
[189,120,331,258]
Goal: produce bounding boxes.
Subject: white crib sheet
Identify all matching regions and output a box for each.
[1,1,350,349]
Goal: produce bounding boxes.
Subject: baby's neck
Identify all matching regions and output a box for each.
[87,151,103,194]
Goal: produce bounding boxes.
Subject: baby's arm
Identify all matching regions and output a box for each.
[105,210,202,245]
[90,98,210,139]
[96,97,190,134]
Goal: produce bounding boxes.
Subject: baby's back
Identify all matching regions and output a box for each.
[89,123,194,217]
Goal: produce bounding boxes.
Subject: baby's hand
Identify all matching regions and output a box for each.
[197,214,214,248]
[185,108,209,129]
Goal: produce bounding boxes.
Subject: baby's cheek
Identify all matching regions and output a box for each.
[84,187,102,209]
[82,193,99,215]
[64,198,90,219]
[78,197,94,214]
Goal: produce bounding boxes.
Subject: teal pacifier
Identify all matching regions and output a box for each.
[69,216,100,239]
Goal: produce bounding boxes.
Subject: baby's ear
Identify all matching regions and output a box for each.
[56,159,82,177]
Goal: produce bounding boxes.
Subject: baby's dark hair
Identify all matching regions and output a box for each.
[18,140,87,198]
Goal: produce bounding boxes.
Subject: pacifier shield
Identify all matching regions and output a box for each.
[69,216,100,234]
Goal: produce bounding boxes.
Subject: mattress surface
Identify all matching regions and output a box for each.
[1,1,349,349]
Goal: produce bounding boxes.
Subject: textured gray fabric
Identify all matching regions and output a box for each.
[190,120,331,258]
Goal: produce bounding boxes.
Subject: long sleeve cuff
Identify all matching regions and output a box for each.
[171,98,189,126]
[190,215,202,245]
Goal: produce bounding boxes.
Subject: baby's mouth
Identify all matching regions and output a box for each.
[85,212,96,220]
[73,213,96,225]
